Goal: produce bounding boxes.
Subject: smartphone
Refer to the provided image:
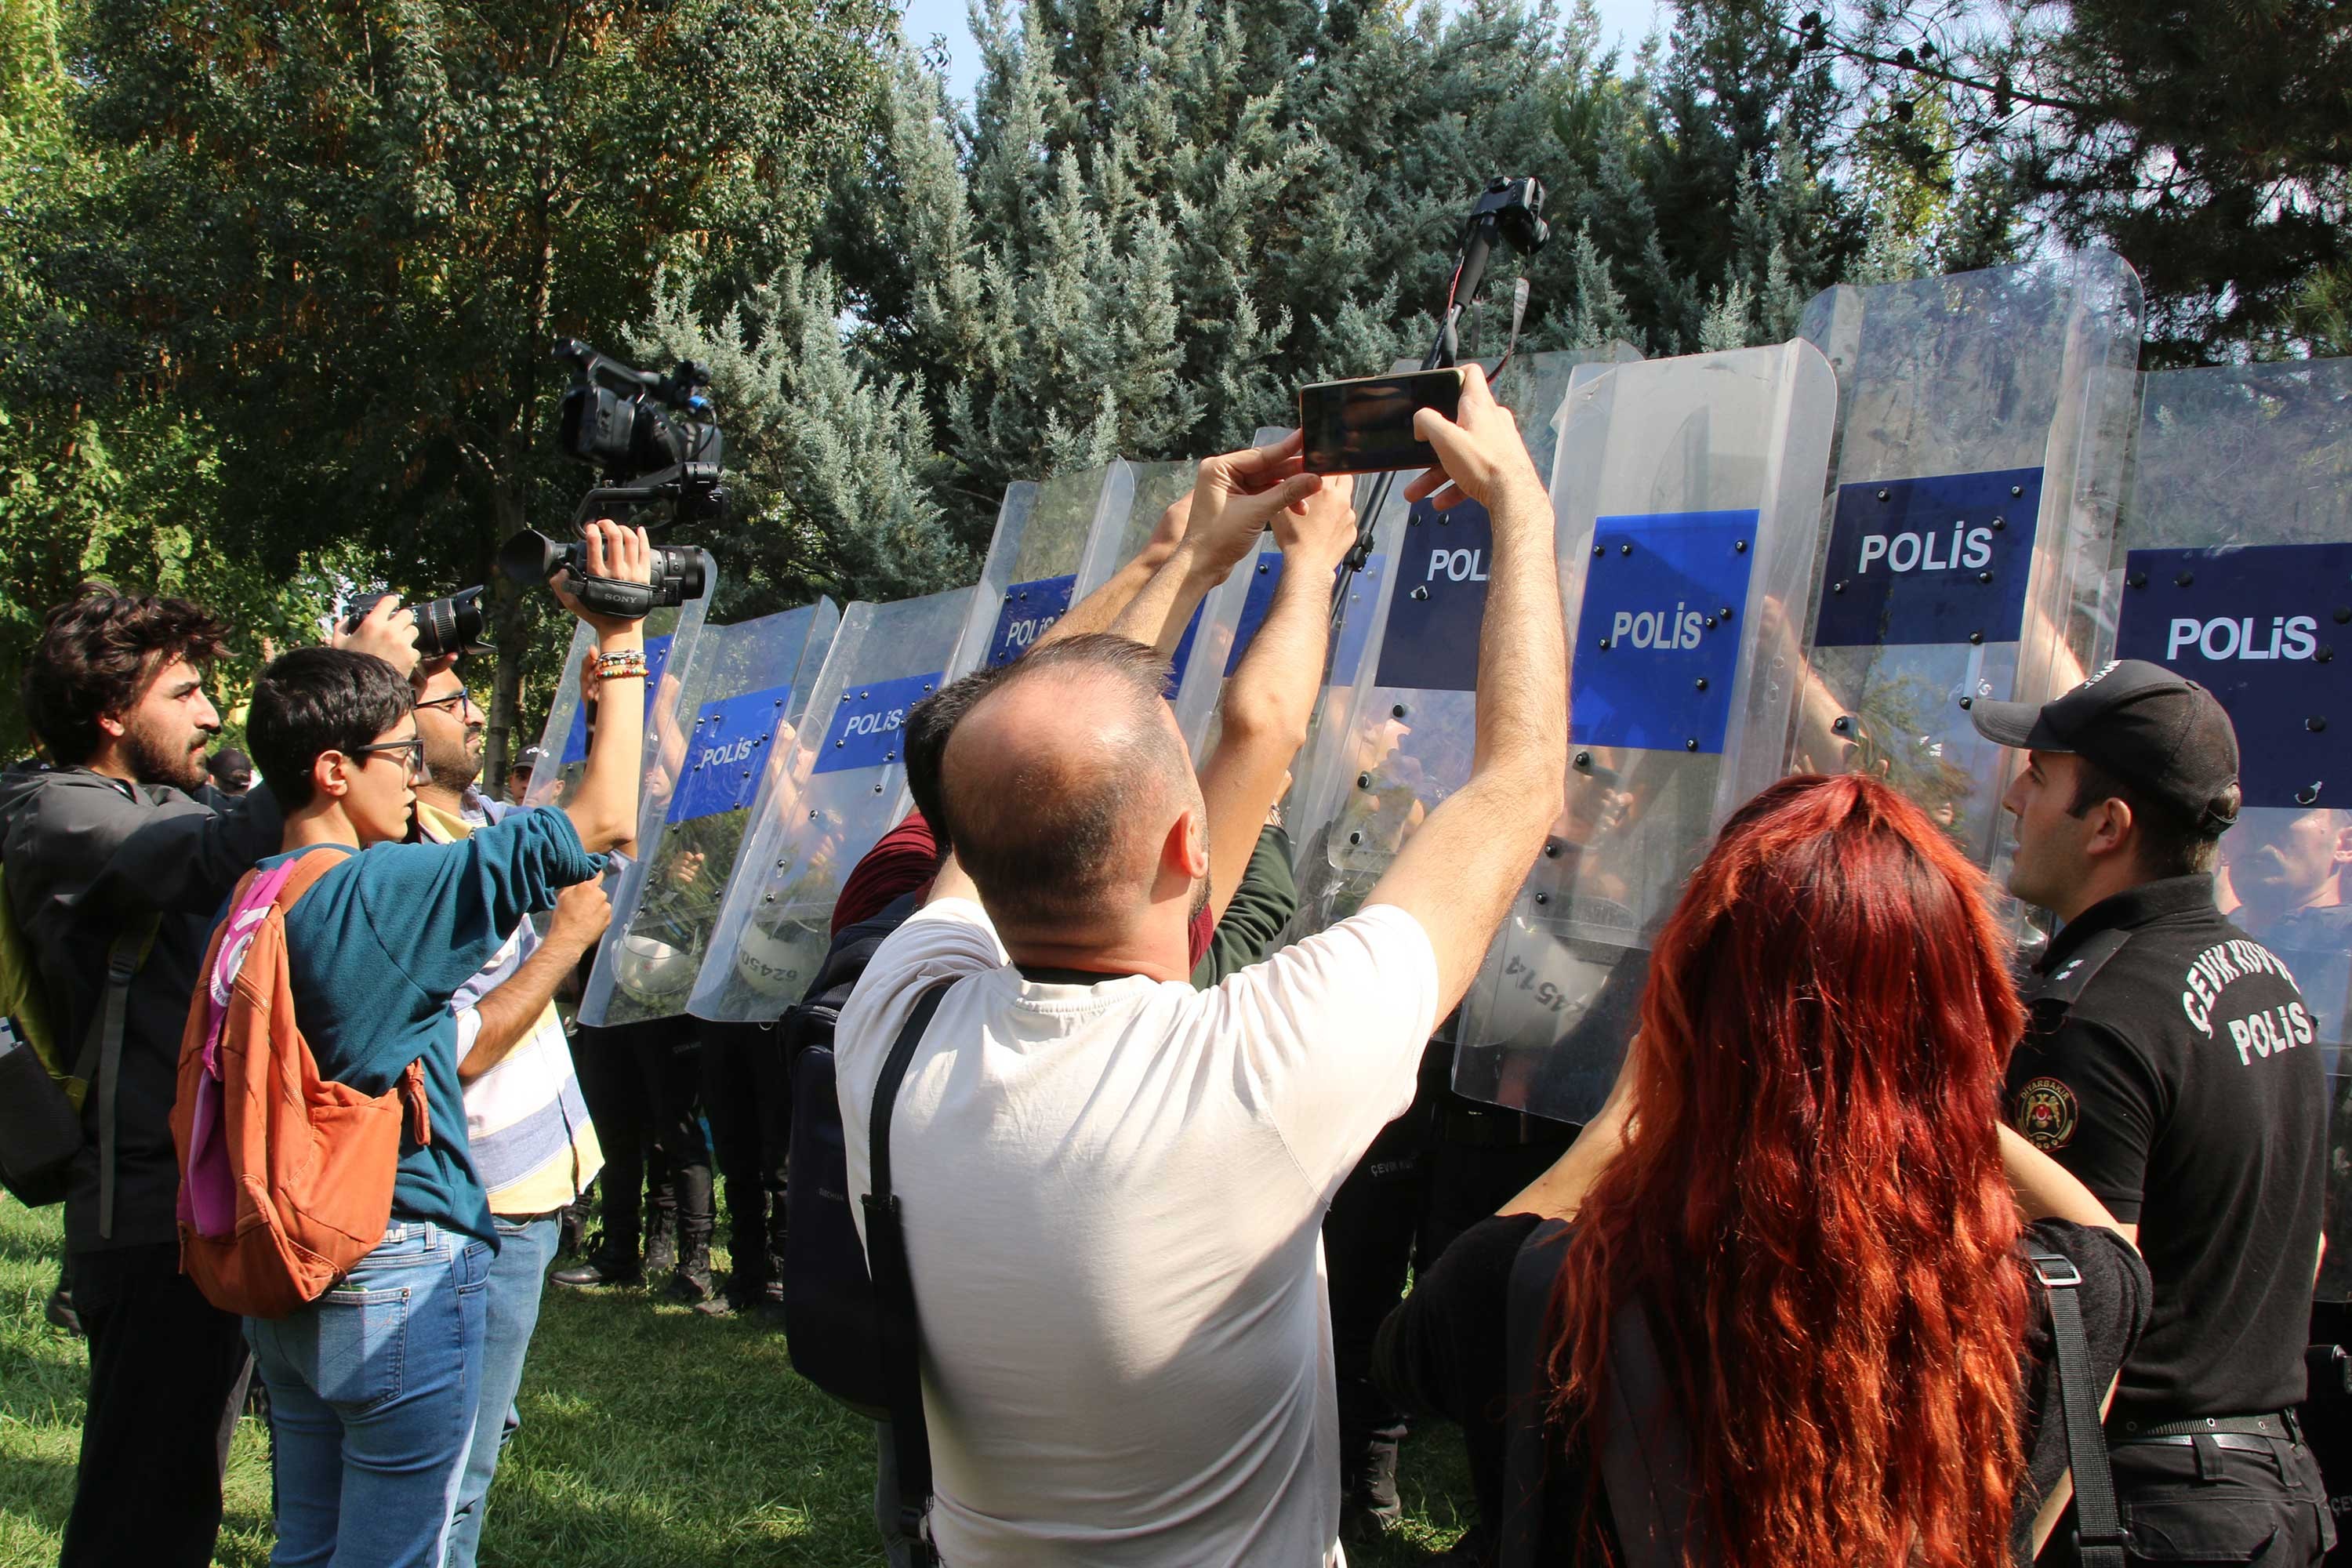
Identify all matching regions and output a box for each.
[1298,368,1464,475]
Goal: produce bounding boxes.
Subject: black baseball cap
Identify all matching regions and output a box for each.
[1968,659,2241,831]
[510,745,546,775]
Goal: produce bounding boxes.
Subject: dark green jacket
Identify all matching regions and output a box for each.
[1191,824,1298,988]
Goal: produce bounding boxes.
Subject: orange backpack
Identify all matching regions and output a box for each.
[170,848,430,1319]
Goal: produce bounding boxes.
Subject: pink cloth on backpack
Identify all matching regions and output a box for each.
[179,858,302,1239]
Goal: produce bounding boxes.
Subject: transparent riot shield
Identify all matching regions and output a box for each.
[962,465,1119,670]
[686,587,978,1022]
[578,601,839,1026]
[518,553,717,817]
[2100,358,2352,1297]
[1790,253,2143,881]
[1283,347,1638,941]
[1076,457,1232,754]
[1448,342,1838,1122]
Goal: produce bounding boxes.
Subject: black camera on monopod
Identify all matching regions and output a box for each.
[497,339,724,619]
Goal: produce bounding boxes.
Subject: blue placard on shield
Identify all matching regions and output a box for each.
[1224,552,1388,684]
[813,670,943,775]
[1812,467,2042,648]
[561,633,674,764]
[1568,510,1758,754]
[2114,543,2352,811]
[1374,502,1495,694]
[666,684,794,824]
[986,575,1075,668]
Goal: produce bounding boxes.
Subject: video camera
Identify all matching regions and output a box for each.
[499,340,720,619]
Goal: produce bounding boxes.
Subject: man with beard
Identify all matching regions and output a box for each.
[0,587,414,1567]
[408,659,609,1564]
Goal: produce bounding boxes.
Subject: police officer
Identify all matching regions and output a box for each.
[1972,659,2333,1565]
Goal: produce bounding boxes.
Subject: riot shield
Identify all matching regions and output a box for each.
[1789,253,2143,878]
[1282,348,1635,941]
[1076,457,1232,754]
[1449,342,1838,1122]
[2101,358,2352,1297]
[518,553,718,818]
[578,601,839,1026]
[964,465,1120,670]
[685,587,978,1022]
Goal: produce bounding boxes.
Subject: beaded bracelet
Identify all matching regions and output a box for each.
[594,648,648,680]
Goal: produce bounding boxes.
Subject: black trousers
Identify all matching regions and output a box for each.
[1325,1102,1428,1496]
[2042,1432,2333,1566]
[2303,1300,2352,1564]
[575,1014,712,1256]
[699,1018,791,1291]
[61,1243,252,1568]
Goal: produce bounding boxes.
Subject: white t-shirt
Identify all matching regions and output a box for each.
[836,898,1442,1568]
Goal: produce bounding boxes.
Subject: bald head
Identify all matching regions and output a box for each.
[938,635,1198,938]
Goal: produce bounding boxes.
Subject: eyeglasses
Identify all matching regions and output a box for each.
[346,736,427,780]
[415,688,484,721]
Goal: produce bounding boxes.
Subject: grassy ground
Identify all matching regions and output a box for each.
[0,1199,1476,1566]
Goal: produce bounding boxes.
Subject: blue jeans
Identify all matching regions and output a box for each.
[443,1214,559,1568]
[246,1222,492,1568]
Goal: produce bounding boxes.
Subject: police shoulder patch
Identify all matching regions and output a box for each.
[2013,1076,2081,1152]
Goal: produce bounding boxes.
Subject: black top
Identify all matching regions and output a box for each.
[1374,1213,2149,1566]
[2005,874,2327,1424]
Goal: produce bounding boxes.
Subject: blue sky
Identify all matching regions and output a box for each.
[896,0,1671,107]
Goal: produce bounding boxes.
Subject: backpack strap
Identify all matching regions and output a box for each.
[2031,1250,2126,1568]
[862,978,954,1567]
[260,855,426,1150]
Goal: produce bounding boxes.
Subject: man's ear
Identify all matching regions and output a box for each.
[95,710,128,740]
[2332,820,2352,869]
[2083,794,2136,863]
[1161,804,1209,883]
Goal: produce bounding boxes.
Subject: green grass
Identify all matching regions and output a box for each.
[0,1199,1477,1565]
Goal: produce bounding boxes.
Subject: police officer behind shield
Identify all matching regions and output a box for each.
[1972,659,2333,1566]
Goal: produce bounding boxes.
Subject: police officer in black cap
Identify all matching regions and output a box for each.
[1973,659,2334,1565]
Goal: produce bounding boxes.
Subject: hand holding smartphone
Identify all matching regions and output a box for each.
[1298,367,1466,475]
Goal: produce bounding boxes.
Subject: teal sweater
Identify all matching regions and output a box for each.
[252,808,602,1247]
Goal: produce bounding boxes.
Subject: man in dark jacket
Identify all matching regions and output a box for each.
[0,588,413,1567]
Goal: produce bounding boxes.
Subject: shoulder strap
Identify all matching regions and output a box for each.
[1595,1294,1708,1568]
[2030,1251,2126,1568]
[862,979,954,1566]
[87,913,158,1240]
[2030,928,2133,1014]
[1500,1218,1575,1568]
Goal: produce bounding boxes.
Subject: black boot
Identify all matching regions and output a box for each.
[672,1230,717,1308]
[1338,1421,1404,1541]
[550,1236,641,1289]
[644,1203,678,1280]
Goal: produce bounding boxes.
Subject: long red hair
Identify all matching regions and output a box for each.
[1551,774,2030,1568]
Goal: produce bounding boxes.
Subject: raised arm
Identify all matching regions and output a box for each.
[1039,492,1192,648]
[1363,366,1569,1013]
[457,879,611,1081]
[1110,431,1323,659]
[550,520,655,854]
[1194,473,1356,920]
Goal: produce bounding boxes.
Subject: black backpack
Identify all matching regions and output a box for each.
[779,892,920,1416]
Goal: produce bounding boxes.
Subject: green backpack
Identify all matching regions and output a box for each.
[0,863,152,1209]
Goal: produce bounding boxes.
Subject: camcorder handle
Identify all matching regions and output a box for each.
[570,575,659,621]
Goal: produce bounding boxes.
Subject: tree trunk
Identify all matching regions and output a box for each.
[485,481,531,788]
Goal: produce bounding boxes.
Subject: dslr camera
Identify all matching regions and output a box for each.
[499,339,720,619]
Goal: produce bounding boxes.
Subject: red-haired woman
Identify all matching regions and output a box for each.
[1376,774,2149,1567]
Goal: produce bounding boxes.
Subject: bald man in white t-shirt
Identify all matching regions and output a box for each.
[836,367,1570,1567]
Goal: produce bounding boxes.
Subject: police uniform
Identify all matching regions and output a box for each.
[1976,662,2336,1566]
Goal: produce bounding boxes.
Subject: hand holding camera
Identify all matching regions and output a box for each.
[332,595,423,676]
[553,520,656,640]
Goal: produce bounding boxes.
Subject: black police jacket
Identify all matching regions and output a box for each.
[2005,873,2325,1428]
